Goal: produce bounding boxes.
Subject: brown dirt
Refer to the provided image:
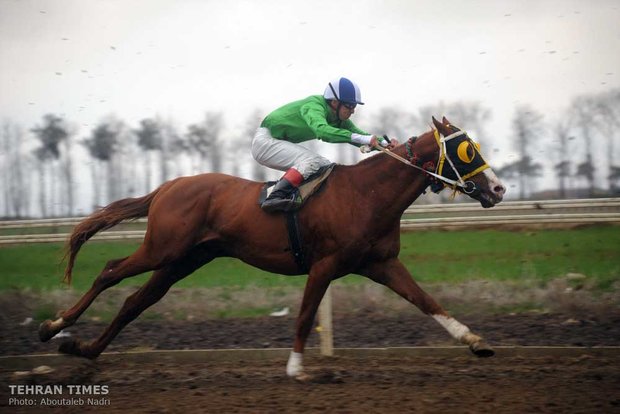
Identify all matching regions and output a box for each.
[1,279,620,413]
[1,310,620,413]
[2,352,620,414]
[2,312,620,356]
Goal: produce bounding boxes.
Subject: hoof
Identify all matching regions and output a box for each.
[291,372,312,382]
[470,340,495,358]
[58,339,98,359]
[58,338,81,356]
[38,320,57,343]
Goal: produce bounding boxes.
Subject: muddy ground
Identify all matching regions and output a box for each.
[1,281,619,413]
[2,351,620,414]
[1,311,620,413]
[2,311,620,356]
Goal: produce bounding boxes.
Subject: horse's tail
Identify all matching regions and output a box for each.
[63,187,162,285]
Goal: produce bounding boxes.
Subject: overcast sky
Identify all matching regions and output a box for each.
[1,0,619,168]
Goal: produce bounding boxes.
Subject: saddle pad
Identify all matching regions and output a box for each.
[259,164,336,212]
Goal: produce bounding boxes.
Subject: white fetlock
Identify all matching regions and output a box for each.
[460,332,482,346]
[432,314,470,340]
[286,351,304,378]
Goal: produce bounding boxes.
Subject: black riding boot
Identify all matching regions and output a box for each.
[261,179,297,213]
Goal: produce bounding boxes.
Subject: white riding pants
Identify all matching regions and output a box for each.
[251,127,331,179]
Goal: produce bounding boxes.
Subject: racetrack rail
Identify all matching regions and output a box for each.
[1,198,619,244]
[1,346,619,369]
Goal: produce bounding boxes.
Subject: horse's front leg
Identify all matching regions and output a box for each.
[359,258,494,357]
[287,258,335,380]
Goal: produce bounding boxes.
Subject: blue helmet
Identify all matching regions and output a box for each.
[323,77,364,105]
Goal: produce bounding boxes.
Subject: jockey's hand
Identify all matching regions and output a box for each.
[369,135,381,149]
[372,135,399,150]
[369,135,399,150]
[386,138,399,150]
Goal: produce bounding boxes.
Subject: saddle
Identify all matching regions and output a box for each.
[258,164,335,213]
[258,164,336,272]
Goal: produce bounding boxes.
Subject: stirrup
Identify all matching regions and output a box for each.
[261,193,296,213]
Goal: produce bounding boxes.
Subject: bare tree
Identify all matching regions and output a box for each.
[31,114,69,217]
[185,123,208,174]
[593,89,620,192]
[135,118,163,192]
[610,166,620,192]
[499,106,544,199]
[113,120,138,199]
[185,112,224,174]
[206,112,224,173]
[1,121,31,217]
[155,117,185,182]
[83,118,122,208]
[0,121,11,217]
[243,109,267,181]
[60,124,78,216]
[549,119,573,199]
[165,122,189,179]
[571,96,597,196]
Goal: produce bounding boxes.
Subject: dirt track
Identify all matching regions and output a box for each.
[2,352,620,414]
[2,312,620,356]
[1,312,620,413]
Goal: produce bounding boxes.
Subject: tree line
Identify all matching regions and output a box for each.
[1,88,618,218]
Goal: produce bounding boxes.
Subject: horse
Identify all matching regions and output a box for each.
[39,116,506,380]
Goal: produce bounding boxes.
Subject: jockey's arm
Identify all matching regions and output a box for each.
[300,103,359,144]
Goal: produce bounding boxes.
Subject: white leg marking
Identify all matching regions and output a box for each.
[432,314,470,340]
[286,351,303,377]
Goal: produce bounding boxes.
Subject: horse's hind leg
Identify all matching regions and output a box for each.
[359,258,494,357]
[39,246,157,342]
[58,248,213,359]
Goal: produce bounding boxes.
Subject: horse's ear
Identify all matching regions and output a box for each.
[432,116,449,135]
[442,116,451,125]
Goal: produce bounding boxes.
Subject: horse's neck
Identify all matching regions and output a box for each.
[344,140,435,219]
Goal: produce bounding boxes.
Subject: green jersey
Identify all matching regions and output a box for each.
[260,95,370,144]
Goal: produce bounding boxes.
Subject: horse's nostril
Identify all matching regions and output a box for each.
[494,185,505,195]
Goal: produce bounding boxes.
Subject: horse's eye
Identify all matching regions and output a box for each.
[457,141,475,163]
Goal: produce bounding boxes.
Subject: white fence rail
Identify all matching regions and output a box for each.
[1,198,619,245]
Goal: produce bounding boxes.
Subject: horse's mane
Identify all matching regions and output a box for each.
[354,148,391,167]
[329,151,390,178]
[345,138,417,169]
[336,129,436,174]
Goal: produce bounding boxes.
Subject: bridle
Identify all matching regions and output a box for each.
[367,129,487,195]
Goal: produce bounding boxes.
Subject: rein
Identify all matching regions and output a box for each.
[364,131,478,194]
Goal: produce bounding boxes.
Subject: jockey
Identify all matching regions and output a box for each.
[252,77,398,212]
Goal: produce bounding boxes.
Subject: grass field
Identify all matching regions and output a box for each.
[1,226,618,293]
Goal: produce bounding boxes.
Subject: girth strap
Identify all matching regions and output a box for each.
[286,212,307,273]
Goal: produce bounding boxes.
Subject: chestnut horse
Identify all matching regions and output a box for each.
[39,117,505,379]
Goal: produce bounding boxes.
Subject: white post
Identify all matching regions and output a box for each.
[318,285,334,356]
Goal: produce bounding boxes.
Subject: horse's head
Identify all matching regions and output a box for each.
[429,116,505,208]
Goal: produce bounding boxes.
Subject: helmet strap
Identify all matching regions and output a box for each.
[327,82,345,122]
[335,102,344,123]
[328,82,339,101]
